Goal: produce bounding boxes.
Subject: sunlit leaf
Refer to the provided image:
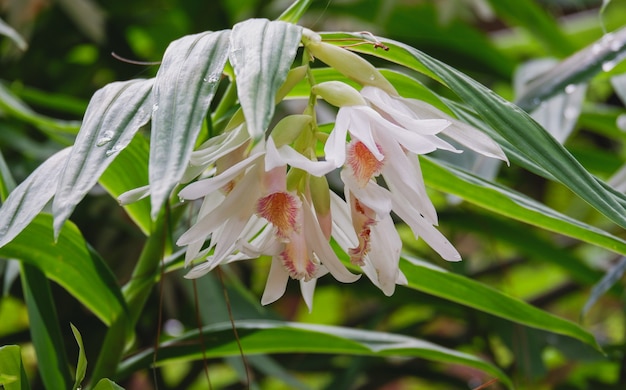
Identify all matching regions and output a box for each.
[70,323,87,390]
[149,30,230,219]
[20,264,71,390]
[117,320,513,389]
[52,79,154,236]
[0,345,30,390]
[277,0,314,23]
[0,148,70,249]
[230,19,302,141]
[92,378,124,390]
[0,214,127,326]
[399,256,600,350]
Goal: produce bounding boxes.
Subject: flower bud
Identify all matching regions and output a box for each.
[312,81,367,107]
[270,114,312,147]
[309,174,332,239]
[303,30,397,96]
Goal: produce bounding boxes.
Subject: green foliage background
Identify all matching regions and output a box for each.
[2,0,626,389]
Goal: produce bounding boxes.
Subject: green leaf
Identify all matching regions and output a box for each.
[70,324,87,390]
[422,157,626,260]
[92,378,125,390]
[149,30,230,219]
[20,264,72,390]
[52,79,154,236]
[117,320,513,389]
[0,148,16,201]
[0,83,80,135]
[335,33,626,229]
[0,148,71,248]
[0,345,31,390]
[277,0,314,23]
[230,19,302,141]
[399,256,600,351]
[99,134,151,235]
[484,0,575,57]
[0,214,127,326]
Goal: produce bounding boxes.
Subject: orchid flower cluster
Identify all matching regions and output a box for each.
[168,29,507,310]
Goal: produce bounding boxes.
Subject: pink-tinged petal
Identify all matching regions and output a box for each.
[346,140,385,187]
[348,194,377,266]
[299,278,317,312]
[281,224,318,281]
[301,199,361,283]
[256,191,301,241]
[261,256,290,305]
[178,152,263,200]
[211,215,250,264]
[324,108,350,167]
[340,170,392,217]
[392,196,461,262]
[365,214,402,296]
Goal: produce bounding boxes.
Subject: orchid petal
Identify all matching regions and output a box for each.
[261,256,290,305]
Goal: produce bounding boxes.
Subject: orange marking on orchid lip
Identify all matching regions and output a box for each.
[280,239,317,281]
[256,192,301,240]
[347,141,384,187]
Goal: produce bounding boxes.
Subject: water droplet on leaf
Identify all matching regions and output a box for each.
[106,145,123,157]
[564,84,577,94]
[96,130,114,147]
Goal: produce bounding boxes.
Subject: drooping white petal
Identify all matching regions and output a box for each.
[184,260,216,279]
[400,97,508,162]
[362,214,402,296]
[340,170,392,217]
[300,277,317,312]
[329,192,359,248]
[261,256,290,305]
[324,107,350,167]
[118,185,150,205]
[267,137,336,177]
[184,191,225,266]
[392,196,461,262]
[178,152,263,200]
[376,134,438,224]
[301,199,360,283]
[344,107,384,161]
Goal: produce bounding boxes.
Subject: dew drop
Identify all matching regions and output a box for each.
[602,60,618,72]
[564,107,579,120]
[105,145,123,157]
[96,130,114,147]
[207,73,221,83]
[564,84,577,94]
[617,114,626,131]
[152,103,159,112]
[369,75,376,81]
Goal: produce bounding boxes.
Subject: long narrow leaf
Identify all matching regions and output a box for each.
[422,157,626,260]
[277,0,314,23]
[230,19,302,141]
[399,256,600,350]
[70,324,87,390]
[149,30,230,219]
[0,214,127,326]
[52,79,154,236]
[0,148,71,248]
[325,33,626,229]
[20,264,72,390]
[117,320,513,389]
